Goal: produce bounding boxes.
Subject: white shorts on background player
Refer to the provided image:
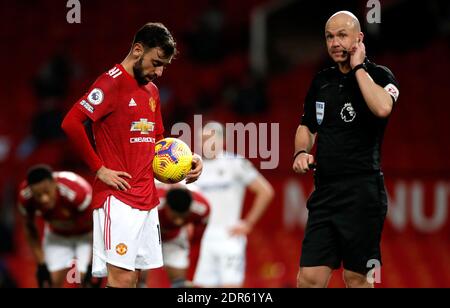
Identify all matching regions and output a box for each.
[43,227,92,273]
[193,232,247,287]
[162,227,190,269]
[193,153,258,287]
[92,195,163,277]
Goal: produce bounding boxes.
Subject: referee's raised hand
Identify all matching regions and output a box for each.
[349,39,366,69]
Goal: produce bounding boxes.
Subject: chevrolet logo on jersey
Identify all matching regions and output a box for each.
[131,119,155,135]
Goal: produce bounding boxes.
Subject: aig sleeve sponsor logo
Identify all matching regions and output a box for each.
[80,100,94,113]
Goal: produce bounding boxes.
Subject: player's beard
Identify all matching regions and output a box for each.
[133,57,155,86]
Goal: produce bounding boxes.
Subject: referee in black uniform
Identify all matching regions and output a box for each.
[293,11,399,288]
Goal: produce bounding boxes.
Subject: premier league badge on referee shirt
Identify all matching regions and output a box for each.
[316,102,325,125]
[341,102,356,123]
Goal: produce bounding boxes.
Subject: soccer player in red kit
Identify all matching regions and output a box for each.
[61,23,202,288]
[18,165,93,288]
[138,183,210,288]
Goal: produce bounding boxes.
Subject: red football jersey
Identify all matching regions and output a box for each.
[76,64,164,211]
[157,185,210,242]
[18,172,93,236]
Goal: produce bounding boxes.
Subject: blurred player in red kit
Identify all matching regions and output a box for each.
[18,165,93,288]
[138,183,210,288]
[61,23,203,288]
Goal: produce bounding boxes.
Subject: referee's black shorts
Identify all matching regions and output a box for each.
[300,171,388,274]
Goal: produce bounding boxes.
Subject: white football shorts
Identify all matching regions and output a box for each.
[43,227,92,273]
[162,227,190,269]
[92,195,163,277]
[193,235,246,287]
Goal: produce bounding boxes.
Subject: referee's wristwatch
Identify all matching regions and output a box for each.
[353,62,367,73]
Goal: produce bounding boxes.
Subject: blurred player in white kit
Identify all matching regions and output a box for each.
[193,122,274,287]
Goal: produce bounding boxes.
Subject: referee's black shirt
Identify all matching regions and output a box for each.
[301,58,399,179]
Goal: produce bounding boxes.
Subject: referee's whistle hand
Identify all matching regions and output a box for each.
[293,153,315,174]
[96,166,132,191]
[350,40,366,69]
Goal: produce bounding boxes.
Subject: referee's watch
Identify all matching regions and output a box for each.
[353,62,367,73]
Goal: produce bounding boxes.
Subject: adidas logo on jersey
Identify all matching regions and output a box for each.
[129,98,137,107]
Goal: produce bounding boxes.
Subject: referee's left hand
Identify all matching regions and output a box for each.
[186,153,203,184]
[293,152,315,174]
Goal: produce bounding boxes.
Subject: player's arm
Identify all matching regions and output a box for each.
[77,190,92,212]
[230,175,274,236]
[61,107,131,191]
[70,174,93,212]
[61,107,103,172]
[293,125,316,174]
[293,72,318,174]
[350,41,393,118]
[20,205,53,287]
[20,207,45,264]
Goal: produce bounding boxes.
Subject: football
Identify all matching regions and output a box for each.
[152,138,193,184]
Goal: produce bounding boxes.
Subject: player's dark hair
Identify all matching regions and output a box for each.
[166,188,192,214]
[26,165,54,185]
[133,23,177,58]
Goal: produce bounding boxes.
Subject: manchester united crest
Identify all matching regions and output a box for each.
[149,97,156,113]
[116,243,128,256]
